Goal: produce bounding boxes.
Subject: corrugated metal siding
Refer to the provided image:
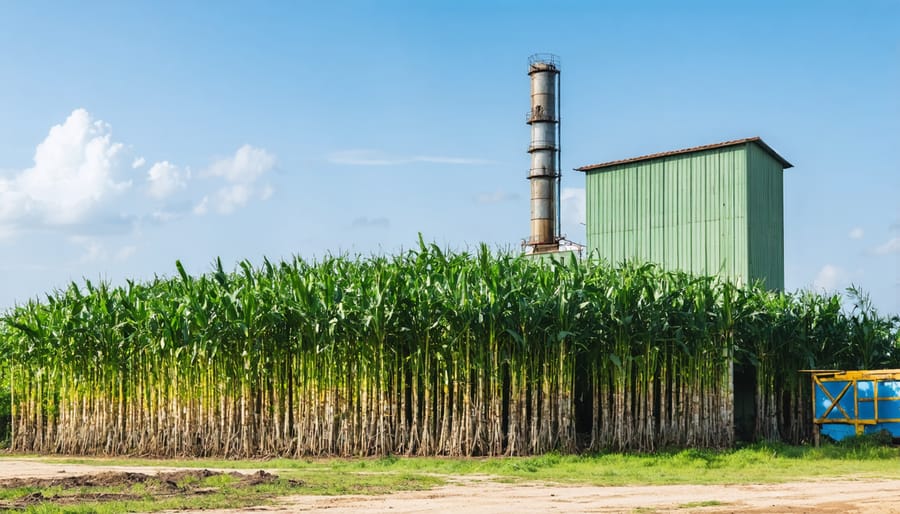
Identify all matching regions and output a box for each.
[586,145,752,285]
[746,143,785,290]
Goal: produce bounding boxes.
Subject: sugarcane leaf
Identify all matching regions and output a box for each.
[609,353,623,371]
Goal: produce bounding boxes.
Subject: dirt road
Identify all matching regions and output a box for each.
[1,459,898,513]
[271,479,900,513]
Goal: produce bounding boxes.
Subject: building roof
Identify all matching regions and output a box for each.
[575,137,793,172]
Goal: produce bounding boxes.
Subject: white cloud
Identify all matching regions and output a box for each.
[475,190,518,205]
[210,184,252,214]
[207,144,275,183]
[561,187,586,226]
[873,237,900,256]
[813,264,845,291]
[0,109,131,233]
[849,227,864,240]
[192,186,254,216]
[146,161,189,199]
[200,145,276,215]
[328,149,492,167]
[0,110,280,238]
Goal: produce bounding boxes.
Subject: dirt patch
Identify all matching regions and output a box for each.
[193,478,900,514]
[0,468,285,489]
[0,469,299,510]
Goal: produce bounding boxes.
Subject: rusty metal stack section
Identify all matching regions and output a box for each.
[526,54,561,254]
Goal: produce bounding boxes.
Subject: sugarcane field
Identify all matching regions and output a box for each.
[3,244,899,458]
[2,245,900,512]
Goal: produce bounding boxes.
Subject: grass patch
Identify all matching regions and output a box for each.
[273,442,900,486]
[3,441,900,496]
[678,500,726,508]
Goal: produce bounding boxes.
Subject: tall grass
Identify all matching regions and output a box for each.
[1,240,898,456]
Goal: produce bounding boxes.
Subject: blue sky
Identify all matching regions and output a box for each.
[1,1,898,314]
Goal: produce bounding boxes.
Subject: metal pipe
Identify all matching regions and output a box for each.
[556,67,562,240]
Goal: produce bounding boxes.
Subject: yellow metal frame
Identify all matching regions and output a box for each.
[807,369,900,437]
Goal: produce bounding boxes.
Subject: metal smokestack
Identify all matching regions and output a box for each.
[526,54,561,254]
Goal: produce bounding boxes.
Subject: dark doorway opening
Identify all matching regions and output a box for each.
[733,363,757,442]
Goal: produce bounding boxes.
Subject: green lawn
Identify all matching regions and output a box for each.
[6,441,900,488]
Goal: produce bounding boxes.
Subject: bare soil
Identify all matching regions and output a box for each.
[273,478,900,513]
[0,462,293,510]
[1,459,899,513]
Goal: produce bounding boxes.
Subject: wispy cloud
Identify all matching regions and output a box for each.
[149,210,183,224]
[193,197,209,216]
[873,237,900,256]
[71,236,108,263]
[561,187,586,227]
[475,190,518,205]
[69,236,138,264]
[329,149,493,167]
[115,245,137,262]
[849,227,864,240]
[351,216,390,229]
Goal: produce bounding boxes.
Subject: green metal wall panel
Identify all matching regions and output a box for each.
[586,143,786,288]
[746,143,785,290]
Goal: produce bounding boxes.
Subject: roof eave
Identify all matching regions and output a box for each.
[576,137,793,172]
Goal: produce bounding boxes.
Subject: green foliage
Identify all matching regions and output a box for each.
[844,287,900,369]
[835,430,894,449]
[0,243,897,457]
[0,368,9,447]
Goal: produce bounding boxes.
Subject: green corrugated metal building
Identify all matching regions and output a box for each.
[576,137,792,289]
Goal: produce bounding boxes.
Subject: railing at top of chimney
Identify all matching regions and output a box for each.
[528,53,560,69]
